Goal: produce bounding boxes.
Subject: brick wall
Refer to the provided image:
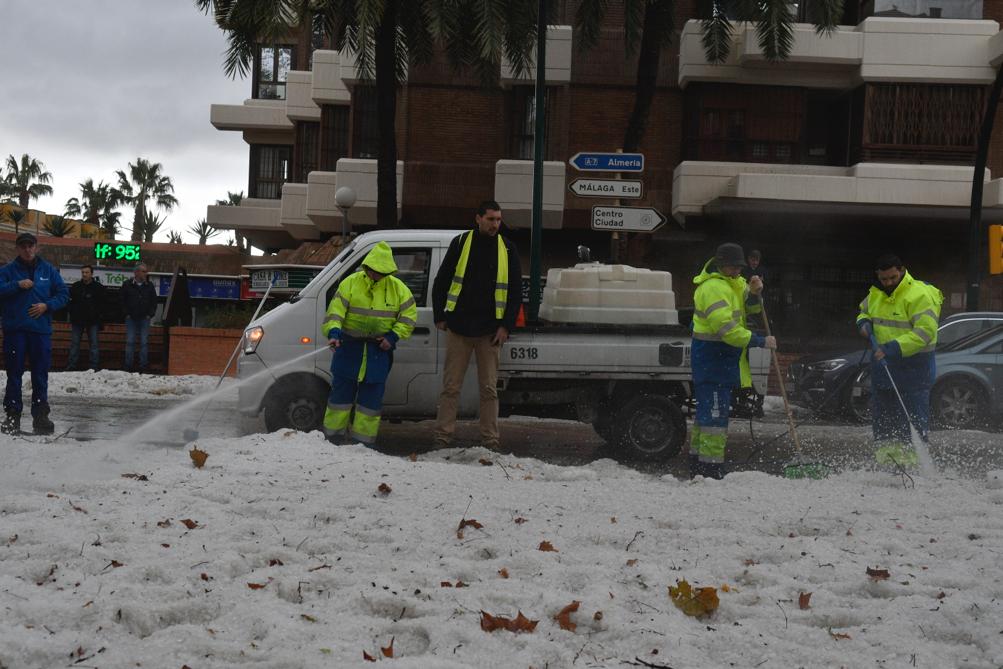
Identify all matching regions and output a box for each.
[0,322,167,372]
[167,327,244,377]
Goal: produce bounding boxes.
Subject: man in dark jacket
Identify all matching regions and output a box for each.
[0,233,70,434]
[66,264,105,371]
[120,263,157,373]
[432,200,522,450]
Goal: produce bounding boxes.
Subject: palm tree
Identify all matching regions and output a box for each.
[1,206,27,234]
[43,215,77,237]
[3,153,54,211]
[168,230,184,244]
[216,191,246,251]
[142,211,168,242]
[115,158,178,241]
[196,0,539,229]
[189,218,220,245]
[65,179,124,240]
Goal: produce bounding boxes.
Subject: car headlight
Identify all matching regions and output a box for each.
[807,358,846,372]
[244,326,264,354]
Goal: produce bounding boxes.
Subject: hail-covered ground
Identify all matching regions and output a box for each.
[1,373,1002,668]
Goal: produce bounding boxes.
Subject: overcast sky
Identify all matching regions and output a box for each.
[2,0,252,244]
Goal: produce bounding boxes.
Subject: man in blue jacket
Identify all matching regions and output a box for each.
[0,233,69,435]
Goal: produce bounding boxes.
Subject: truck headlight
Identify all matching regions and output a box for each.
[807,358,846,373]
[244,326,264,354]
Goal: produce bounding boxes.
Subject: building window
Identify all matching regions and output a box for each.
[320,105,350,171]
[352,86,380,159]
[249,145,291,199]
[254,44,295,99]
[293,122,320,183]
[864,0,981,19]
[510,86,551,160]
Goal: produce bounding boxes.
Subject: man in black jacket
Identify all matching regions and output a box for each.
[120,263,158,372]
[66,265,105,371]
[431,200,522,450]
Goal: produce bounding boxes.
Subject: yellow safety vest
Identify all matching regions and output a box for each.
[856,271,943,356]
[445,231,509,319]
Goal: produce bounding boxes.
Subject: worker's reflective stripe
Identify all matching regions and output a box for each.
[399,297,416,311]
[342,327,376,339]
[910,309,938,325]
[719,320,739,335]
[913,327,933,344]
[348,306,398,318]
[859,299,869,311]
[872,317,911,329]
[495,301,506,311]
[323,315,342,326]
[693,332,723,342]
[398,316,417,327]
[355,404,381,417]
[336,294,350,308]
[694,300,729,320]
[327,402,353,412]
[447,231,508,318]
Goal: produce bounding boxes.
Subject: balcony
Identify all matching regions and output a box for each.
[304,160,403,230]
[310,50,351,105]
[678,17,999,89]
[672,160,1003,224]
[306,170,343,233]
[207,198,298,251]
[500,25,572,86]
[494,160,565,229]
[285,71,320,122]
[210,99,293,132]
[279,183,321,240]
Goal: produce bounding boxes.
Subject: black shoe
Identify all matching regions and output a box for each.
[1,413,21,435]
[32,412,54,436]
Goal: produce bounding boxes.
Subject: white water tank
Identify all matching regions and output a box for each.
[539,263,678,325]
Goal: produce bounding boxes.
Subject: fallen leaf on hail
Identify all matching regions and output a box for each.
[743,559,758,566]
[378,483,392,496]
[538,541,558,552]
[866,567,890,580]
[626,559,638,567]
[610,517,617,523]
[408,453,417,462]
[381,636,395,658]
[480,610,539,633]
[363,650,376,662]
[720,584,731,593]
[514,517,528,524]
[498,568,509,578]
[70,501,88,514]
[180,519,198,530]
[157,519,172,528]
[189,447,209,469]
[798,592,812,610]
[268,559,284,567]
[121,473,149,481]
[828,628,852,640]
[247,582,268,590]
[478,458,493,466]
[668,580,719,618]
[440,581,453,588]
[554,600,580,632]
[593,611,603,621]
[301,614,317,623]
[456,518,484,539]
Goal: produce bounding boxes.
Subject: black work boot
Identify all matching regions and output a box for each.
[688,454,701,479]
[32,405,54,436]
[1,412,21,435]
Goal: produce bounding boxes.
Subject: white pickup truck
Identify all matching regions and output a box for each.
[236,230,770,462]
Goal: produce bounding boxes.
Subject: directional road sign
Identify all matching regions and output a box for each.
[569,152,644,173]
[569,178,643,199]
[591,205,666,233]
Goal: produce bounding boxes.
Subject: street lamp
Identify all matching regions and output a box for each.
[335,186,356,242]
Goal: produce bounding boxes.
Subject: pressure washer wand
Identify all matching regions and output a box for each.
[184,279,276,442]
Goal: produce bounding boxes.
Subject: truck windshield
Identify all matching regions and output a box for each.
[291,241,357,302]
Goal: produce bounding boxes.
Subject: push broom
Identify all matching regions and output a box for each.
[759,302,829,479]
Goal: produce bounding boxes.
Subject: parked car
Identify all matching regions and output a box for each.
[786,312,1003,427]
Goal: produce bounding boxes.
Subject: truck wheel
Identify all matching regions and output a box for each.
[611,395,686,462]
[263,376,330,433]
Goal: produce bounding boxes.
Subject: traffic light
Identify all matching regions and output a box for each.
[992,224,1003,275]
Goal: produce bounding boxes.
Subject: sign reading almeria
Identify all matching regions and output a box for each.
[569,152,645,173]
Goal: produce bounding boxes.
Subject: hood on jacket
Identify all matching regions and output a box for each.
[693,258,743,287]
[362,242,398,275]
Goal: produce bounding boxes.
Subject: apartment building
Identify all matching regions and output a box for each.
[206,2,1003,348]
[204,7,682,269]
[673,0,1003,342]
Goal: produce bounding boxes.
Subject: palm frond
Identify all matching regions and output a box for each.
[701,0,734,64]
[812,0,845,34]
[755,0,795,62]
[574,0,610,52]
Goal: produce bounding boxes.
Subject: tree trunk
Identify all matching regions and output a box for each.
[619,0,670,266]
[374,0,399,230]
[131,203,145,241]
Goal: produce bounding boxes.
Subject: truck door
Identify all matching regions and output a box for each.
[316,244,438,411]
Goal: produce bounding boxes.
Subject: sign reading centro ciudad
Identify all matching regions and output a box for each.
[567,151,666,233]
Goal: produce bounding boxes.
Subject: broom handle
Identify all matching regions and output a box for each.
[759,299,802,455]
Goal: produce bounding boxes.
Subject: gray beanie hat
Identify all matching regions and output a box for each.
[715,242,746,267]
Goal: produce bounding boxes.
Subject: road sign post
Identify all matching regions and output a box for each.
[591,206,666,233]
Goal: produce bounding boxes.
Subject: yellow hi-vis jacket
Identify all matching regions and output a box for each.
[856,270,943,357]
[691,259,764,388]
[322,242,417,382]
[445,231,509,319]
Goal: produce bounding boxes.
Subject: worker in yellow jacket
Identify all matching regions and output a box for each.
[690,243,777,479]
[856,254,943,466]
[321,242,417,445]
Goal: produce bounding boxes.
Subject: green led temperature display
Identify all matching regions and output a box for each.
[94,242,141,262]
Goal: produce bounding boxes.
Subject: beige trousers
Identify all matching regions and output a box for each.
[434,330,501,447]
